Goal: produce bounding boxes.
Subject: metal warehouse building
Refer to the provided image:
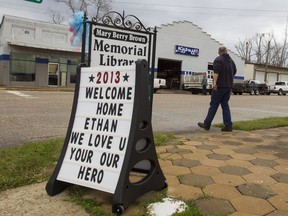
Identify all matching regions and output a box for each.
[0,15,245,88]
[155,21,244,89]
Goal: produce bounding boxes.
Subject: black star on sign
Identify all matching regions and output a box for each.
[89,74,95,83]
[123,73,129,82]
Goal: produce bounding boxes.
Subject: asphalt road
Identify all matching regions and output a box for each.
[1,89,288,148]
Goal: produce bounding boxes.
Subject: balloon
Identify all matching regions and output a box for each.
[68,11,84,46]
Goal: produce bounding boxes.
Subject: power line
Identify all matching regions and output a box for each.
[112,1,288,14]
[1,0,287,19]
[111,5,288,18]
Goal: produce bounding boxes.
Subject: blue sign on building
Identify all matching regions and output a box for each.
[175,45,199,56]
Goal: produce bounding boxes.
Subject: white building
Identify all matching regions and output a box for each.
[0,15,245,88]
[245,63,288,85]
[0,15,81,87]
[155,21,244,89]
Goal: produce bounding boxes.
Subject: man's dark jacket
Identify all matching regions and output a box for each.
[213,53,237,88]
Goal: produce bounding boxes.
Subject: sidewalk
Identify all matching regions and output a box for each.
[159,126,288,216]
[1,127,288,215]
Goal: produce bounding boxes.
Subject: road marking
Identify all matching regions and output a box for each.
[6,91,36,98]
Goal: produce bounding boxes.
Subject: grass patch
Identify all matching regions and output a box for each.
[69,186,114,216]
[172,199,204,216]
[214,116,288,131]
[69,186,167,216]
[0,138,63,192]
[154,131,176,146]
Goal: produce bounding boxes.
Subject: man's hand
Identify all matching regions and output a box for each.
[212,72,219,92]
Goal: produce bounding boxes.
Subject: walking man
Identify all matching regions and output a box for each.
[198,46,237,132]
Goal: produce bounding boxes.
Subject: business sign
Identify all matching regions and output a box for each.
[56,65,135,193]
[90,26,149,67]
[175,45,199,56]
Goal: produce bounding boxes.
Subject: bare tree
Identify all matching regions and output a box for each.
[57,0,88,13]
[235,37,254,63]
[49,0,112,24]
[255,33,266,64]
[277,25,288,67]
[47,8,65,24]
[235,27,288,67]
[90,0,112,21]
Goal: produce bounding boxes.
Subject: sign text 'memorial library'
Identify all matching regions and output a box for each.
[92,27,148,67]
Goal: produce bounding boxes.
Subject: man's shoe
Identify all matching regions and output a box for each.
[198,122,210,131]
[221,126,233,132]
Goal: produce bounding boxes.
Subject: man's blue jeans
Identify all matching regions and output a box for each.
[204,87,232,128]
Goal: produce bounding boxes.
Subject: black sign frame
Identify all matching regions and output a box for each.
[46,11,167,215]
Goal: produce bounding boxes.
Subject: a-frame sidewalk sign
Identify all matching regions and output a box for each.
[46,11,167,215]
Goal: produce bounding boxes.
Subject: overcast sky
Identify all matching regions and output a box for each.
[1,0,288,53]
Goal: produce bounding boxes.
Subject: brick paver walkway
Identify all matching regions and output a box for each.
[158,126,288,216]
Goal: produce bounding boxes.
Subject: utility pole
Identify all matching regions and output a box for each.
[245,42,249,63]
[95,0,103,22]
[257,33,265,63]
[264,40,271,83]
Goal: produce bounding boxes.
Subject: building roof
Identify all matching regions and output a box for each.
[157,20,241,58]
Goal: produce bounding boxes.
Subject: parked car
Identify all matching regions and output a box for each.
[154,78,167,93]
[268,81,288,95]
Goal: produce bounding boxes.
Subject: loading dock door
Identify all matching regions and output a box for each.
[157,59,181,89]
[267,73,277,85]
[255,71,265,83]
[281,74,288,81]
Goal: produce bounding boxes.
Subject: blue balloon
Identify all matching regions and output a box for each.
[69,11,84,46]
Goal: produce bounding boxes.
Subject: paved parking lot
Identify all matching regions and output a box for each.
[152,91,288,133]
[0,89,288,148]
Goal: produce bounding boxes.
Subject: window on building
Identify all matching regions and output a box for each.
[10,53,35,81]
[207,63,214,79]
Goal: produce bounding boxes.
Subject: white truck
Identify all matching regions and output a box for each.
[268,81,288,95]
[154,78,167,93]
[183,70,214,94]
